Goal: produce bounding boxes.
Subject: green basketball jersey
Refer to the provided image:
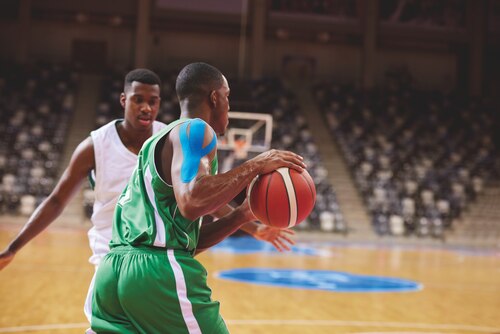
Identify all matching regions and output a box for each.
[110,118,218,253]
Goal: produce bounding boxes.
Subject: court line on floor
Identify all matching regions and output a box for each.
[0,323,88,333]
[227,320,499,332]
[0,320,498,333]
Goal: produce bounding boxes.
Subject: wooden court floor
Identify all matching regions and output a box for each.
[1,224,499,334]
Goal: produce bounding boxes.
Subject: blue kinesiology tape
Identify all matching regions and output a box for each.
[179,118,217,183]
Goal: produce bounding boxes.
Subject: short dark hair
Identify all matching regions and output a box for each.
[175,62,224,107]
[124,68,161,91]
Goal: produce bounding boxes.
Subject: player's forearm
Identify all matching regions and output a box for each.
[7,196,66,253]
[211,204,234,219]
[7,138,92,254]
[239,221,259,236]
[182,160,260,220]
[195,206,254,255]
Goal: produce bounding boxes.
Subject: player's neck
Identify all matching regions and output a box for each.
[117,121,152,155]
[180,107,209,123]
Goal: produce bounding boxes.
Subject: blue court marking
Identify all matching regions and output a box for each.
[294,240,500,258]
[210,236,325,256]
[217,268,422,293]
[308,242,499,261]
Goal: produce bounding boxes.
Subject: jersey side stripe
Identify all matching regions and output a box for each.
[144,168,166,247]
[167,249,202,334]
[277,168,297,227]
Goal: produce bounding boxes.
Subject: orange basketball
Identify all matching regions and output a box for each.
[247,167,316,228]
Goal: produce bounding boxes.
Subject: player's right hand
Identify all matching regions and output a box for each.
[252,224,295,252]
[252,149,306,174]
[0,250,15,270]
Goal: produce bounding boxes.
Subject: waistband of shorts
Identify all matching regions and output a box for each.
[110,245,193,255]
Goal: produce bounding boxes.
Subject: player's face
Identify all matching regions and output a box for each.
[121,81,161,131]
[211,76,230,135]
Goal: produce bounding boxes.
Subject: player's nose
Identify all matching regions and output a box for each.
[141,103,152,113]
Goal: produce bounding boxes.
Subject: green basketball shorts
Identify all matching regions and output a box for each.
[90,245,228,334]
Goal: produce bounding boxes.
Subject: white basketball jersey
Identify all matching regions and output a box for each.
[88,119,166,265]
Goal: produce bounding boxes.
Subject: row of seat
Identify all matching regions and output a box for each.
[313,79,498,238]
[0,62,79,215]
[222,78,347,233]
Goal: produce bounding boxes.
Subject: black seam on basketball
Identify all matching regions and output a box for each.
[299,171,315,203]
[265,173,273,225]
[283,169,291,226]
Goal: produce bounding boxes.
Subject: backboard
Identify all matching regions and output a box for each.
[217,112,273,171]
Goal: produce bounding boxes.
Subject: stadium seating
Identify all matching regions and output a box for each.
[228,78,346,233]
[313,77,498,238]
[0,62,79,215]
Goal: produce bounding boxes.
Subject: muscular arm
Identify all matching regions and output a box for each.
[195,201,254,255]
[175,157,260,220]
[210,204,278,241]
[200,198,296,253]
[212,204,261,235]
[0,137,95,269]
[168,121,305,221]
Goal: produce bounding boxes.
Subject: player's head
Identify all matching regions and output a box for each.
[120,68,161,132]
[124,68,162,92]
[176,62,230,135]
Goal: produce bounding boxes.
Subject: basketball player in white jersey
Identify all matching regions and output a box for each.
[0,68,295,322]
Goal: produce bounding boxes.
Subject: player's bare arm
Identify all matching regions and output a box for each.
[196,199,256,255]
[168,120,306,221]
[210,204,296,252]
[0,137,95,269]
[242,224,296,252]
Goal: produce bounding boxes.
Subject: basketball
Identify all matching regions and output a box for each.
[247,167,316,228]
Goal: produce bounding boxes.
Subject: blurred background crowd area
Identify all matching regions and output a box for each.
[0,0,498,243]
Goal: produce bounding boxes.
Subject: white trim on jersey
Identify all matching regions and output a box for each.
[167,249,202,334]
[88,119,166,265]
[276,167,298,227]
[144,168,167,247]
[84,267,97,324]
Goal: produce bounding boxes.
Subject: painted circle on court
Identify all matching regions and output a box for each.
[210,236,328,256]
[217,268,422,292]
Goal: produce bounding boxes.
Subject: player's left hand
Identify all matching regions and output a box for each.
[252,224,295,252]
[0,250,15,271]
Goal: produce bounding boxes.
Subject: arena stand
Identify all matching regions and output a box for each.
[227,77,347,234]
[313,75,498,239]
[0,62,79,216]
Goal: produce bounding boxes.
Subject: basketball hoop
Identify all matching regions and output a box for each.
[234,139,249,159]
[217,111,273,163]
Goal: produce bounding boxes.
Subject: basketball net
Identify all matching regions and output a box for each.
[234,139,249,159]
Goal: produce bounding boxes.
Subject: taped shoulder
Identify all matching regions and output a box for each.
[179,118,217,183]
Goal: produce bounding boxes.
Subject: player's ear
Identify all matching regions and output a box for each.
[210,90,217,107]
[120,92,126,108]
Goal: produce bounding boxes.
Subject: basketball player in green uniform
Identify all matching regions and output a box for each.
[90,62,306,333]
[0,67,295,332]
